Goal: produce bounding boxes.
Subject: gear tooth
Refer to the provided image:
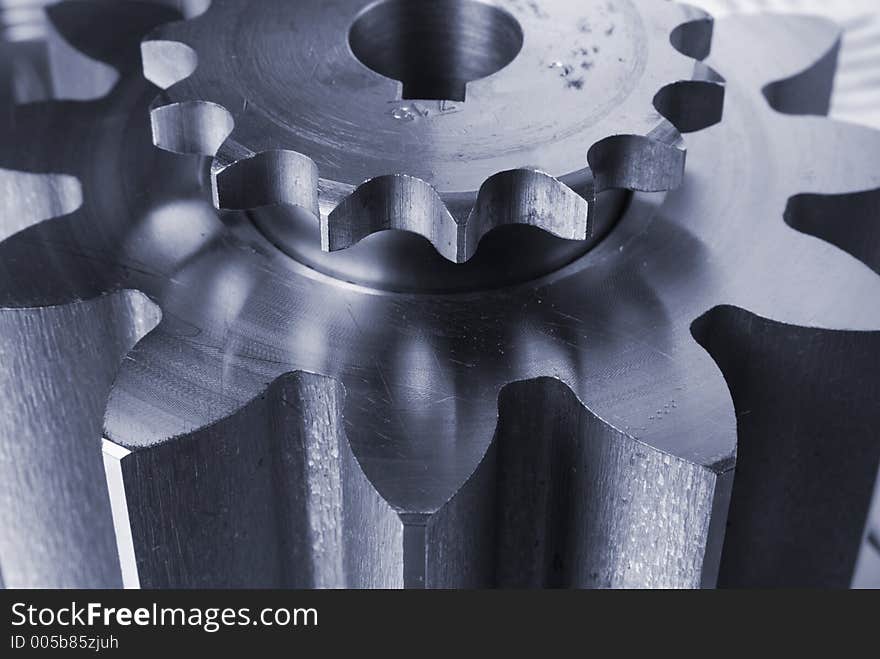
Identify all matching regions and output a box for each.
[325,175,462,262]
[785,188,880,277]
[763,31,841,117]
[11,0,184,102]
[745,173,880,333]
[565,304,738,474]
[0,169,82,243]
[105,371,406,588]
[588,133,686,194]
[465,169,593,256]
[103,257,265,450]
[0,291,159,588]
[693,61,725,85]
[41,7,118,101]
[419,378,728,588]
[785,118,880,195]
[214,149,320,221]
[150,98,234,156]
[712,14,842,109]
[0,208,123,308]
[44,0,181,70]
[0,169,91,306]
[721,225,880,332]
[692,305,880,587]
[147,49,245,159]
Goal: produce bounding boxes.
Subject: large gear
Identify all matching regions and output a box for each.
[0,0,878,589]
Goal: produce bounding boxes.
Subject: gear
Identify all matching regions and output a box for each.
[697,0,880,130]
[142,0,721,269]
[0,0,878,589]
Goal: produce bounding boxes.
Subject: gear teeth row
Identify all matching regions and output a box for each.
[660,13,880,333]
[322,169,593,264]
[141,0,726,263]
[696,0,880,129]
[103,372,722,588]
[105,373,403,589]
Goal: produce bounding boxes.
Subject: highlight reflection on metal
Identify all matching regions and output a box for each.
[0,0,878,589]
[695,0,880,128]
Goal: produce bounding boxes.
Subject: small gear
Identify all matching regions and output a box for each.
[142,0,722,268]
[0,0,878,590]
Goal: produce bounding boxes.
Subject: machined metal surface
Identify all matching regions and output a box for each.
[0,0,878,589]
[144,0,718,270]
[695,0,880,586]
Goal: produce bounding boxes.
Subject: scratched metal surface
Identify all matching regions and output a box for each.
[0,1,878,588]
[0,292,159,588]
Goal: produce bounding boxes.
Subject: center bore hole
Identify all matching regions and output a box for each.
[349,0,524,102]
